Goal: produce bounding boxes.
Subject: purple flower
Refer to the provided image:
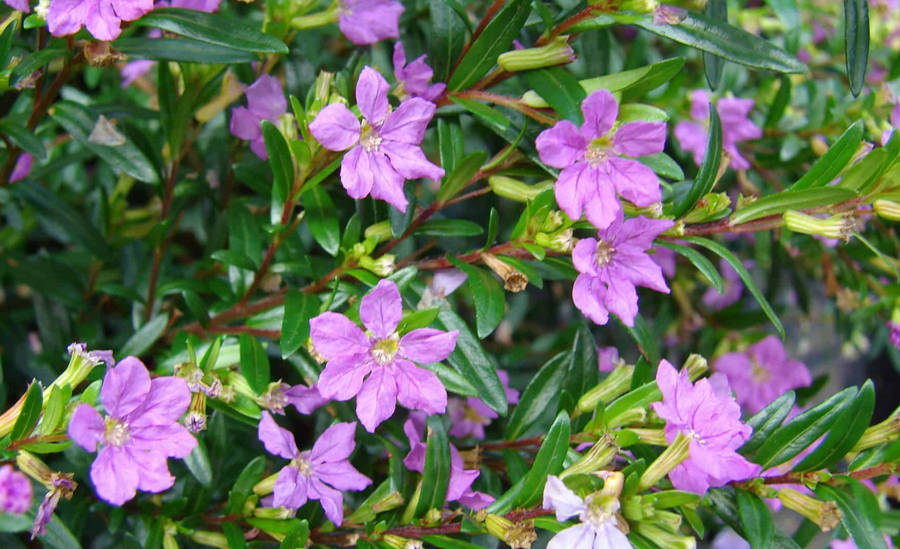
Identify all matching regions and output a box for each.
[403,415,493,509]
[10,153,34,183]
[32,474,75,539]
[652,245,677,279]
[890,321,900,350]
[257,412,371,525]
[674,90,763,171]
[651,360,761,494]
[701,258,743,310]
[571,214,673,327]
[67,342,115,367]
[597,346,621,372]
[3,0,29,11]
[230,75,285,159]
[47,0,153,41]
[535,89,666,230]
[542,475,632,549]
[881,103,900,146]
[714,336,811,414]
[309,279,457,432]
[68,357,196,506]
[448,370,519,440]
[0,465,32,514]
[285,383,329,414]
[393,42,445,102]
[309,66,444,212]
[338,0,403,45]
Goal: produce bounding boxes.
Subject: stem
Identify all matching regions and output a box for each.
[451,90,557,125]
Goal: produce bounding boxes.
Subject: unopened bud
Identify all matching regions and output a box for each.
[683,193,730,224]
[606,407,647,429]
[16,450,54,487]
[633,523,696,549]
[682,354,708,381]
[292,5,339,30]
[534,229,575,253]
[359,254,396,277]
[481,253,528,292]
[851,410,900,452]
[540,210,566,232]
[364,220,393,243]
[777,488,841,531]
[372,490,405,513]
[498,36,575,72]
[488,175,553,202]
[874,199,900,221]
[253,473,278,496]
[560,436,618,479]
[628,428,668,446]
[253,506,295,519]
[577,364,635,414]
[638,431,690,491]
[189,531,230,549]
[618,0,659,13]
[783,210,857,241]
[382,534,423,549]
[163,520,179,549]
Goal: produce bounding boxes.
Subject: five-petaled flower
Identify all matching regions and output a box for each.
[535,89,666,230]
[393,42,446,102]
[68,357,196,506]
[310,279,458,432]
[572,213,673,327]
[542,475,633,549]
[447,370,519,440]
[47,0,153,41]
[257,412,371,526]
[674,89,762,171]
[338,0,404,45]
[0,464,32,514]
[310,66,445,212]
[229,75,285,160]
[651,360,760,495]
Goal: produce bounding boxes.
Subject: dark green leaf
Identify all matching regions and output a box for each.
[421,535,484,549]
[436,150,488,204]
[604,382,662,427]
[790,121,863,191]
[182,290,209,326]
[228,203,262,269]
[658,241,724,293]
[184,438,213,486]
[437,118,464,175]
[563,325,599,401]
[0,118,45,160]
[226,456,266,514]
[0,19,17,67]
[843,0,869,96]
[281,291,319,359]
[239,334,271,395]
[672,105,721,218]
[263,121,293,225]
[10,49,66,87]
[397,307,441,334]
[730,187,857,225]
[113,37,257,63]
[764,76,792,128]
[428,0,468,81]
[11,382,42,442]
[222,522,246,549]
[40,384,71,435]
[447,0,532,90]
[280,520,309,549]
[622,314,661,367]
[447,257,505,339]
[795,380,875,471]
[638,152,684,181]
[211,250,256,271]
[816,480,888,549]
[415,416,451,516]
[485,207,499,249]
[120,314,169,357]
[516,412,571,506]
[741,391,796,457]
[415,219,484,237]
[134,8,288,53]
[37,515,82,549]
[303,185,340,256]
[837,147,888,193]
[703,0,727,90]
[522,67,586,124]
[505,352,567,439]
[737,489,775,549]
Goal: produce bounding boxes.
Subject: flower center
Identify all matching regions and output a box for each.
[360,124,383,152]
[291,453,314,477]
[595,240,616,267]
[371,333,400,366]
[585,137,611,166]
[750,358,771,384]
[583,494,618,529]
[463,404,489,425]
[685,429,706,445]
[104,418,131,447]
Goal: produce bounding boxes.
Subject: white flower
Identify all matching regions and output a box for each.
[542,475,633,549]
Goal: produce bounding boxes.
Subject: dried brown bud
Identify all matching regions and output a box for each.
[84,42,126,67]
[481,253,527,292]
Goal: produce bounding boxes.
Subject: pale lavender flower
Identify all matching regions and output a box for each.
[832,536,895,549]
[310,279,457,432]
[257,412,370,525]
[9,153,33,182]
[653,4,687,25]
[652,360,760,494]
[309,66,444,211]
[535,89,666,230]
[285,383,329,414]
[652,245,677,279]
[338,0,403,45]
[542,475,633,549]
[47,0,153,41]
[0,465,32,514]
[67,342,114,367]
[572,214,673,327]
[230,75,284,159]
[393,42,445,102]
[674,90,763,171]
[403,416,493,509]
[714,336,811,414]
[712,529,750,549]
[431,269,467,297]
[881,102,900,146]
[32,474,75,539]
[890,321,900,350]
[68,357,196,506]
[597,346,621,372]
[701,258,743,310]
[448,370,519,440]
[3,0,28,11]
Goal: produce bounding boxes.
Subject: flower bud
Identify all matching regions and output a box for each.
[291,5,339,30]
[776,488,841,531]
[560,436,618,479]
[184,392,207,434]
[372,490,405,513]
[617,0,658,13]
[498,36,575,72]
[84,42,126,67]
[638,432,690,491]
[481,253,528,292]
[874,199,900,221]
[628,428,668,446]
[253,506,295,519]
[850,410,900,452]
[577,364,635,414]
[682,354,708,381]
[359,254,396,277]
[540,210,566,233]
[364,220,393,244]
[606,407,647,429]
[683,193,731,224]
[534,229,575,253]
[633,523,697,549]
[382,534,423,549]
[253,473,278,496]
[16,451,54,487]
[487,175,553,202]
[783,210,857,241]
[189,531,230,549]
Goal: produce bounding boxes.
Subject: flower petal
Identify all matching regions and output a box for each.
[86,0,123,41]
[572,237,598,275]
[369,153,409,211]
[613,121,667,157]
[101,357,151,419]
[603,276,639,327]
[316,356,372,401]
[542,475,586,521]
[547,524,595,549]
[393,359,447,415]
[338,0,403,45]
[128,376,191,426]
[309,103,361,151]
[674,121,708,167]
[360,279,402,338]
[536,120,586,169]
[229,107,261,141]
[383,142,445,181]
[309,477,346,525]
[356,66,391,126]
[690,89,710,121]
[608,157,661,207]
[310,312,370,360]
[128,448,175,493]
[130,422,197,459]
[572,274,610,325]
[246,74,286,121]
[310,421,357,464]
[554,163,587,222]
[273,466,308,509]
[355,366,398,432]
[583,167,620,230]
[47,0,89,36]
[257,411,298,459]
[285,384,329,414]
[580,90,618,140]
[68,404,105,452]
[90,446,139,506]
[339,146,376,200]
[399,328,458,363]
[381,97,436,145]
[315,461,372,491]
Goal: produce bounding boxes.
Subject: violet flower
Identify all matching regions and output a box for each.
[0,465,32,514]
[257,412,371,525]
[597,346,622,372]
[448,370,519,440]
[3,0,28,11]
[403,415,493,509]
[889,321,900,350]
[701,258,742,310]
[68,357,196,506]
[571,214,673,327]
[32,474,76,539]
[309,66,444,212]
[881,102,900,146]
[714,336,812,414]
[9,153,33,182]
[285,383,329,414]
[230,75,285,160]
[651,360,761,495]
[393,42,446,102]
[542,475,632,549]
[47,0,153,41]
[338,0,404,45]
[309,279,458,432]
[535,89,666,230]
[674,89,762,171]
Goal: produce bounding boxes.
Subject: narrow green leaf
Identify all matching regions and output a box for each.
[263,121,293,225]
[0,19,17,67]
[0,118,45,160]
[184,438,213,486]
[281,291,319,359]
[422,535,484,549]
[521,67,586,124]
[741,391,796,457]
[113,37,257,63]
[564,325,599,401]
[228,202,262,269]
[764,76,792,128]
[134,8,288,53]
[672,106,721,218]
[730,187,857,225]
[703,0,728,90]
[120,314,169,357]
[837,147,887,193]
[415,219,484,237]
[302,185,340,256]
[437,118,464,175]
[436,150,488,204]
[397,307,441,335]
[226,456,266,514]
[766,0,799,29]
[622,314,661,367]
[795,380,875,471]
[40,384,71,435]
[485,207,499,249]
[684,237,785,338]
[604,382,662,426]
[239,334,271,395]
[415,416,451,516]
[447,0,532,91]
[428,0,468,81]
[658,241,724,293]
[516,412,571,506]
[843,0,869,97]
[505,352,567,440]
[447,258,505,339]
[222,522,246,549]
[638,152,684,181]
[790,121,863,191]
[280,521,309,549]
[816,481,888,549]
[737,489,775,549]
[211,249,256,271]
[11,382,42,442]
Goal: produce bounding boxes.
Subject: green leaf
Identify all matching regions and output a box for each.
[505,352,567,439]
[522,67,586,124]
[703,0,728,90]
[563,325,599,402]
[658,241,723,293]
[263,121,293,225]
[764,76,792,128]
[737,489,775,549]
[0,19,17,67]
[816,480,888,549]
[428,0,468,81]
[239,334,270,395]
[228,202,262,269]
[436,151,487,204]
[281,291,319,359]
[211,250,256,271]
[226,456,266,514]
[40,384,71,435]
[638,152,684,181]
[120,314,169,357]
[604,382,662,427]
[485,207,499,249]
[11,382,42,442]
[672,105,721,218]
[447,257,505,339]
[752,387,857,468]
[280,520,309,549]
[741,391,796,457]
[795,380,875,471]
[397,307,441,334]
[222,522,246,549]
[683,237,785,338]
[303,185,340,256]
[0,118,45,160]
[789,121,863,190]
[447,0,532,91]
[437,118,464,175]
[766,0,799,29]
[843,0,869,96]
[10,49,66,88]
[184,438,213,486]
[113,37,257,63]
[422,536,484,549]
[134,8,288,53]
[38,515,83,549]
[730,187,857,225]
[622,314,661,367]
[415,219,484,237]
[415,416,451,516]
[435,309,507,415]
[516,412,571,506]
[837,147,888,193]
